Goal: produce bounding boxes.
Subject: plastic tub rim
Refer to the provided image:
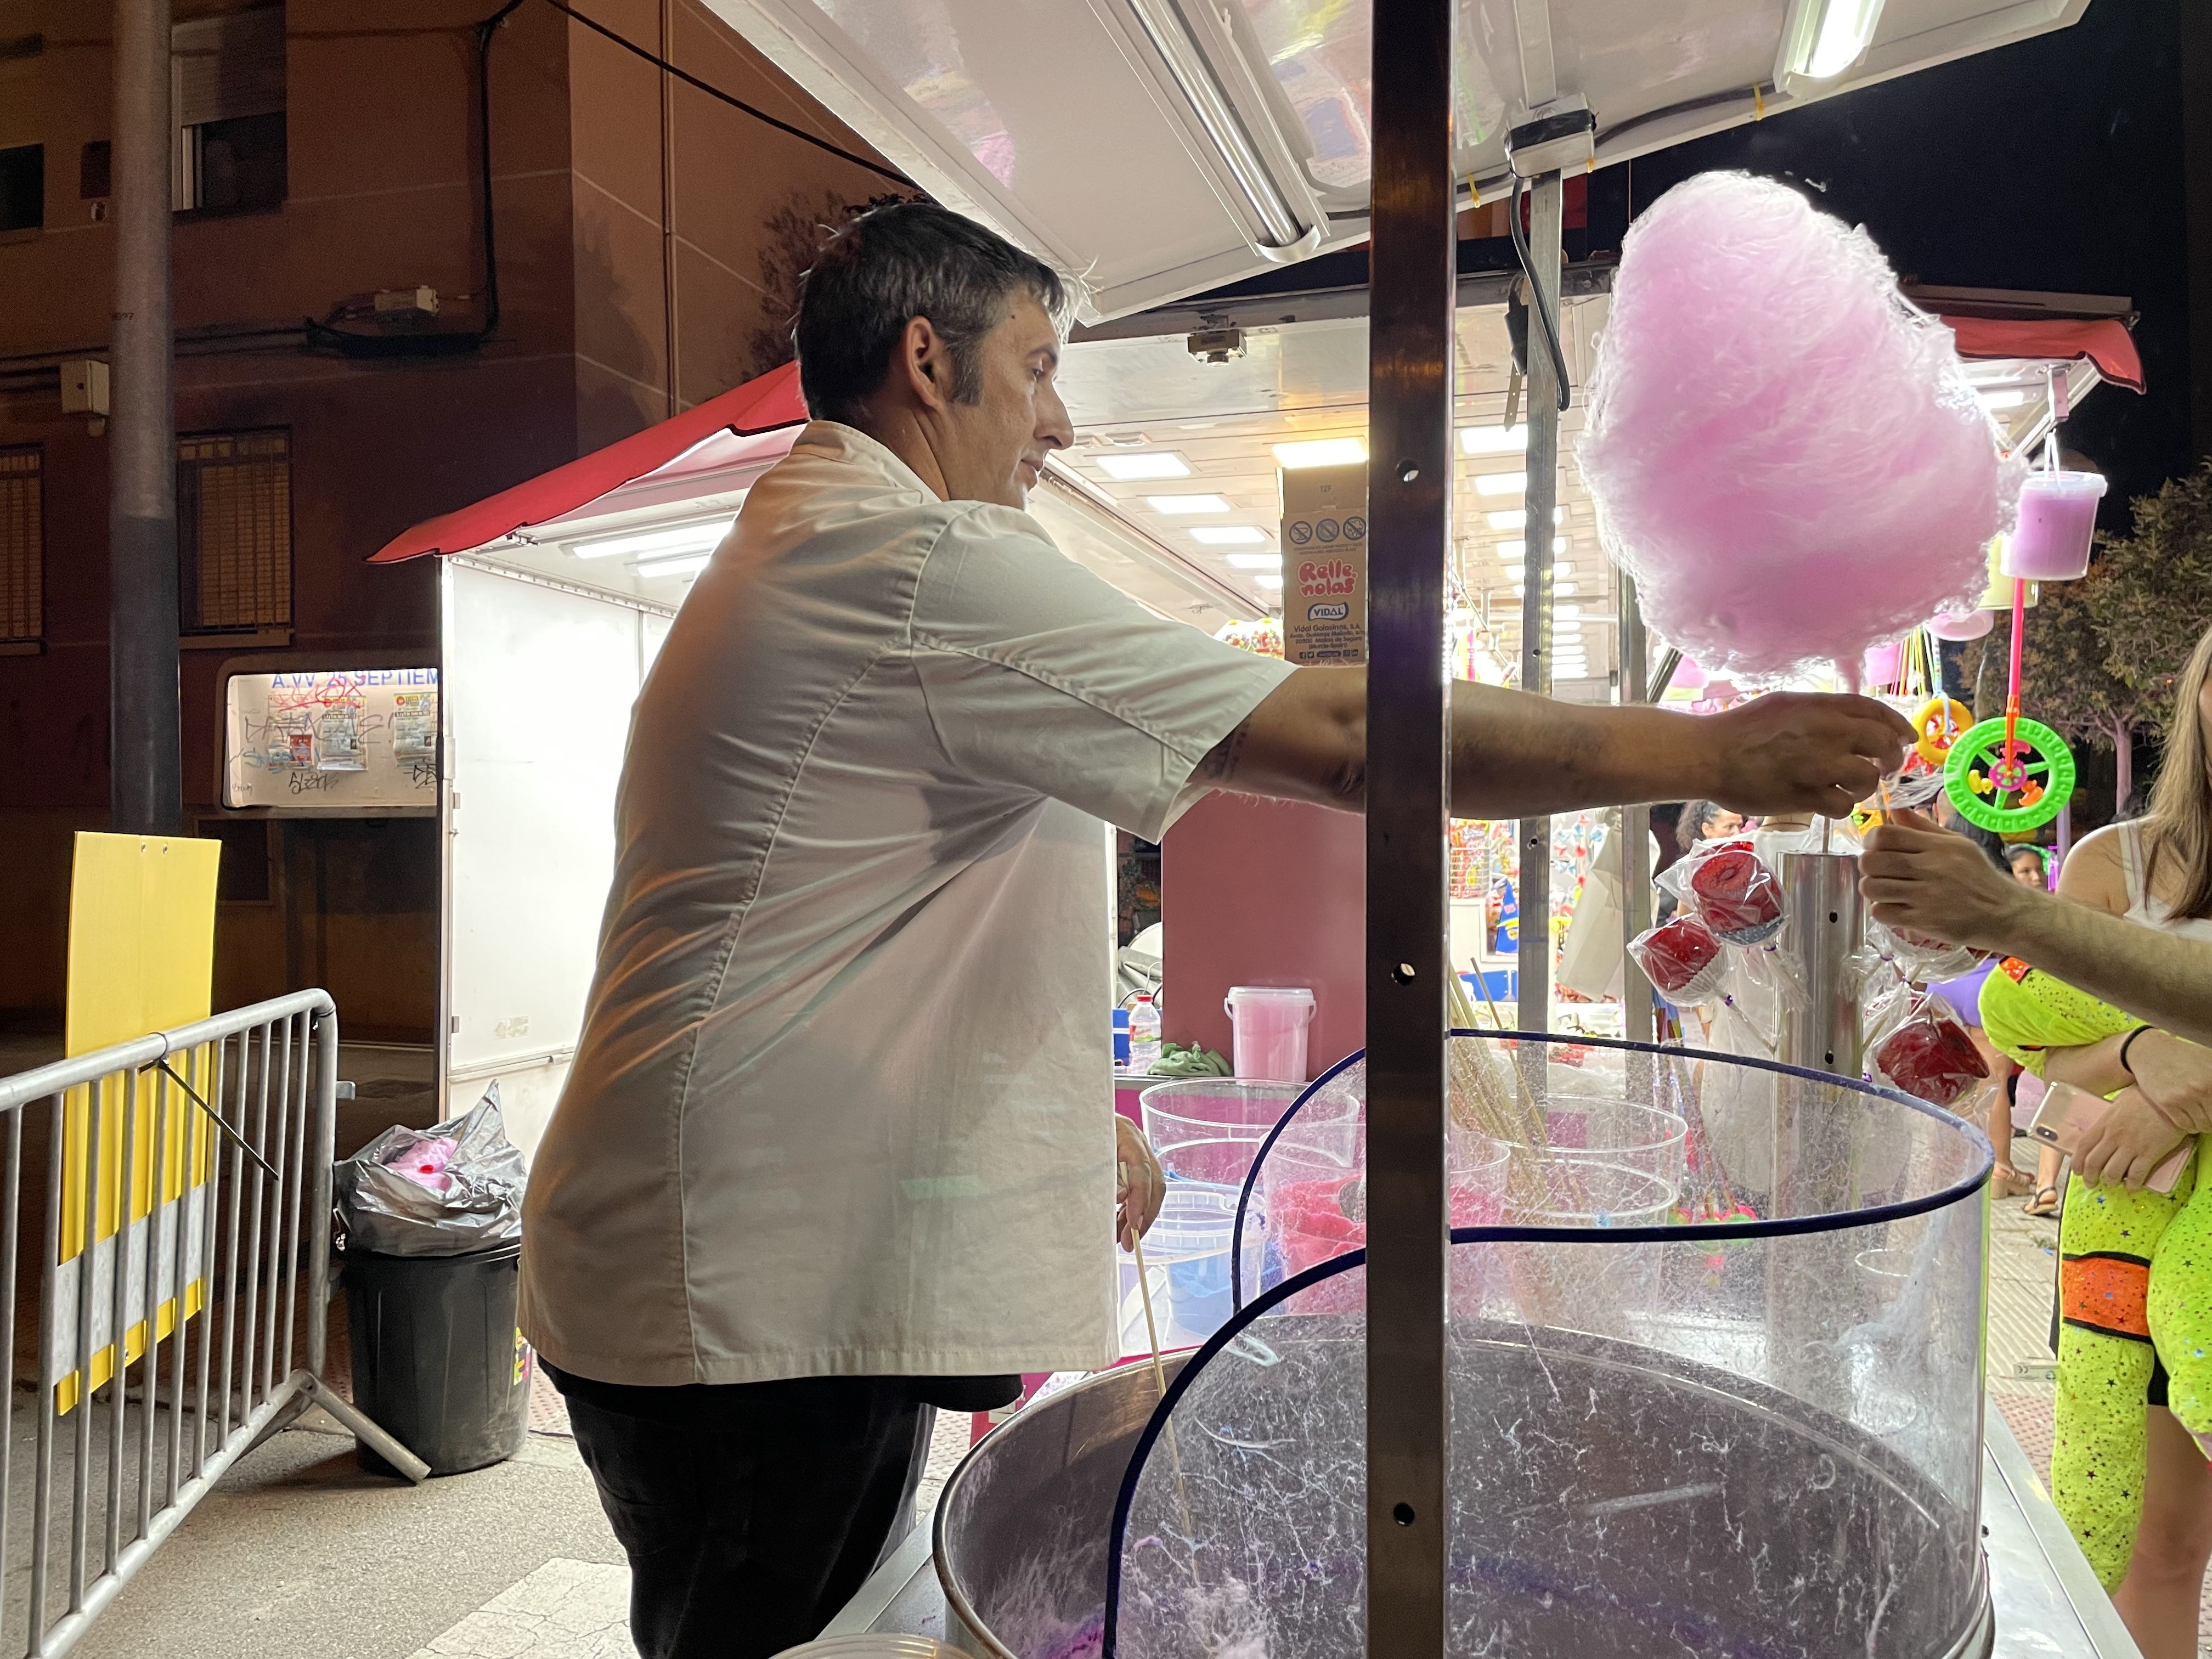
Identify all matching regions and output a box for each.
[1228,1028,1994,1313]
[1105,1179,1994,1657]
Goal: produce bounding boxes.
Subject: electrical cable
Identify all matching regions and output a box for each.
[532,0,913,188]
[1508,172,1570,413]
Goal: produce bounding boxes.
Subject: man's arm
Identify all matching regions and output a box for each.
[1198,665,1914,822]
[1861,812,2212,1046]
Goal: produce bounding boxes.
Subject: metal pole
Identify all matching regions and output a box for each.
[109,0,182,835]
[1364,0,1453,1646]
[1778,853,1866,1078]
[1617,573,1654,1043]
[1515,171,1565,1030]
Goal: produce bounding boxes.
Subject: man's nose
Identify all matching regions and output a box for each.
[1036,382,1074,452]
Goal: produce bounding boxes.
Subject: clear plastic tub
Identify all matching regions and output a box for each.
[1118,1184,1256,1341]
[2001,469,2107,580]
[1223,985,1316,1083]
[1137,1079,1307,1192]
[933,1032,1995,1659]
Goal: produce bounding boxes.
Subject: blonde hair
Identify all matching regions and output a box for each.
[2141,621,2212,921]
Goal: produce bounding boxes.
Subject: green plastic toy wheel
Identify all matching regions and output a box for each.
[1943,716,2075,834]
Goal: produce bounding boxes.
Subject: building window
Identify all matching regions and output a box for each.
[0,448,41,645]
[0,143,42,234]
[172,6,285,216]
[178,430,291,634]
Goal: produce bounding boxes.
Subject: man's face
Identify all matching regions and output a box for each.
[936,293,1072,509]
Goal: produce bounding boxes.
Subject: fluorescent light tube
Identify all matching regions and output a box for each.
[1191,526,1269,545]
[1272,437,1367,469]
[1224,552,1283,569]
[1459,425,1528,455]
[1475,472,1527,497]
[1146,493,1231,514]
[1096,452,1191,480]
[572,517,734,561]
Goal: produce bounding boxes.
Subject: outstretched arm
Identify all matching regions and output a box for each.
[1198,665,1914,822]
[1861,812,2212,1047]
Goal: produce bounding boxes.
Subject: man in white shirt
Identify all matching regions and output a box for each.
[520,202,1914,1658]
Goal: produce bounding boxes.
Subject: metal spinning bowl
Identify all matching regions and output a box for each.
[935,1329,1993,1659]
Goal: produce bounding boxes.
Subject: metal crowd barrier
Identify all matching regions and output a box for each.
[0,990,428,1657]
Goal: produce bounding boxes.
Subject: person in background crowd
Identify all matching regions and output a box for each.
[1675,800,1745,852]
[2011,844,2051,890]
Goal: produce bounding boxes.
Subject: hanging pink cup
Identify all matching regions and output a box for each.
[2001,471,2106,582]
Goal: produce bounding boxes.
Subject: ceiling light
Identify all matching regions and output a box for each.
[1147,493,1231,514]
[1224,552,1283,569]
[1558,605,1585,620]
[1475,472,1528,497]
[635,552,712,580]
[1493,537,1568,558]
[1096,452,1192,480]
[1459,425,1528,456]
[1776,0,1887,86]
[1254,572,1284,590]
[571,516,735,561]
[1976,388,2028,410]
[1191,526,1269,545]
[1272,437,1367,469]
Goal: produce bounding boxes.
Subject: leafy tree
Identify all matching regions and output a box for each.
[2087,460,2212,802]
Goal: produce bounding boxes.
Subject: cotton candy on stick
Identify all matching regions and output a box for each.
[1577,172,2017,682]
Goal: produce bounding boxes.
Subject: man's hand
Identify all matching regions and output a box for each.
[1115,1115,1164,1252]
[1703,693,1915,819]
[2075,1087,2191,1190]
[2126,1030,2212,1135]
[1860,808,2036,952]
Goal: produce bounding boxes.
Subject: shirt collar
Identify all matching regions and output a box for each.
[790,420,941,504]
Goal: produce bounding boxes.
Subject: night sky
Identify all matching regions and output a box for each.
[1626,0,2191,523]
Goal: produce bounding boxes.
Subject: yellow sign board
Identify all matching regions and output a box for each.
[54,833,221,1412]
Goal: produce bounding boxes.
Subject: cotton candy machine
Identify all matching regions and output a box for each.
[935,1035,1994,1658]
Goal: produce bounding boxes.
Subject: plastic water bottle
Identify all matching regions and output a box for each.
[1129,994,1162,1073]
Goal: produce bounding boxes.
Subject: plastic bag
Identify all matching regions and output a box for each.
[334,1084,526,1257]
[1630,913,1781,1057]
[1662,839,1784,944]
[1864,982,1988,1109]
[1852,918,1983,990]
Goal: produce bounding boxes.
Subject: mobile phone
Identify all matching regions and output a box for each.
[2028,1080,2191,1195]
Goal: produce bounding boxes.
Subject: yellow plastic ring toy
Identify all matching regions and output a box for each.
[1915,697,1972,768]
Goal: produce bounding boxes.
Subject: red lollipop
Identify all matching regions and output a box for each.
[1873,1009,1988,1108]
[1687,842,1785,945]
[1630,915,1726,1003]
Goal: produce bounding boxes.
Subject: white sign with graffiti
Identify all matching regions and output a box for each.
[223,668,440,811]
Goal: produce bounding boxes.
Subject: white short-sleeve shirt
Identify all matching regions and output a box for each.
[518,422,1295,1386]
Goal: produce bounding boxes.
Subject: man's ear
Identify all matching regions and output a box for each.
[897,316,952,412]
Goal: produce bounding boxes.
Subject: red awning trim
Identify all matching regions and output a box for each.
[1938,315,2144,397]
[368,360,810,564]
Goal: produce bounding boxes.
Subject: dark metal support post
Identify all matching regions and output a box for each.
[1618,573,1654,1042]
[109,0,183,834]
[1365,0,1454,1647]
[1515,171,1565,1029]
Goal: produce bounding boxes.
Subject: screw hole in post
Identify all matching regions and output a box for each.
[1398,461,1419,483]
[1392,962,1417,985]
[1392,1503,1416,1527]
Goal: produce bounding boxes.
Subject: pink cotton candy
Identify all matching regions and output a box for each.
[1576,172,2019,682]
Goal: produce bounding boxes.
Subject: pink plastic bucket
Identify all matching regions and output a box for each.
[1223,986,1317,1084]
[2001,471,2106,581]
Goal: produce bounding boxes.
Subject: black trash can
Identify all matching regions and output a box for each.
[342,1238,531,1476]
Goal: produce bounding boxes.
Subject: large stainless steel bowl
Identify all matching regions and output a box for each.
[933,1338,1994,1659]
[933,1361,1184,1658]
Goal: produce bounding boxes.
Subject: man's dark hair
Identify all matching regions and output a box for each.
[794,202,1071,424]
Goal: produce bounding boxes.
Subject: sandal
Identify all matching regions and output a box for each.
[2024,1185,2061,1218]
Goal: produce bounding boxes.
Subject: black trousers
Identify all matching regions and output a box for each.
[549,1365,936,1659]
